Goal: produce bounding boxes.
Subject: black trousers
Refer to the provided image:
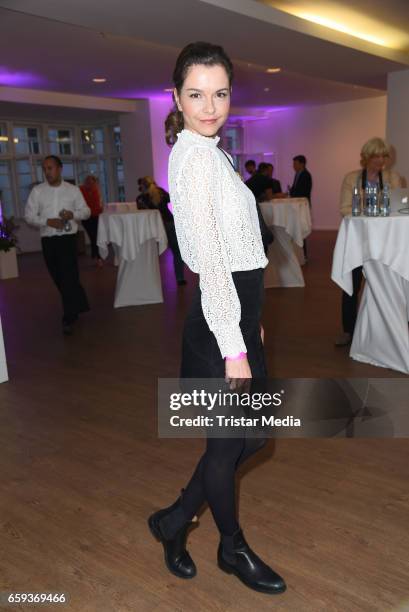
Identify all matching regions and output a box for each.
[179,269,268,536]
[42,234,90,324]
[82,216,100,259]
[342,266,363,334]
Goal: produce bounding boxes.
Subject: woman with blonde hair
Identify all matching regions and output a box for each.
[138,176,186,285]
[335,137,402,346]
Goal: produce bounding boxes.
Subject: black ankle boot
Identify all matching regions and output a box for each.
[148,490,197,579]
[217,528,286,594]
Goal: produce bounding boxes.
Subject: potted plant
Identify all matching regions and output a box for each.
[0,216,19,279]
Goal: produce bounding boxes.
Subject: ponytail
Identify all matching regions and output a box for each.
[165,106,184,146]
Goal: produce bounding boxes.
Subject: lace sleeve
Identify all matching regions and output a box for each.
[177,146,246,358]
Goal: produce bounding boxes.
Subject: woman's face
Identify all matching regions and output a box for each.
[366,154,387,173]
[174,63,231,137]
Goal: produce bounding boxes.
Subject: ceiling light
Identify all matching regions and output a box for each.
[0,136,8,142]
[265,1,408,51]
[264,87,270,92]
[13,138,19,143]
[266,67,281,73]
[92,78,107,83]
[163,88,173,92]
[296,12,388,47]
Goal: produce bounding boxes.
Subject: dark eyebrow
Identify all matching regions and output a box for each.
[186,88,229,92]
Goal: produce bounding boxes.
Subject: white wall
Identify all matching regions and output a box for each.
[243,96,388,229]
[119,97,173,200]
[386,69,409,182]
[120,100,154,202]
[149,97,174,192]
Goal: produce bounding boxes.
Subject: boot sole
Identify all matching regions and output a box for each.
[217,556,286,594]
[148,514,197,580]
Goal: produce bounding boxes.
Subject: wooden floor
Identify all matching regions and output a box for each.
[0,232,408,612]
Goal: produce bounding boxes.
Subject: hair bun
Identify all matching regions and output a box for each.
[165,107,184,146]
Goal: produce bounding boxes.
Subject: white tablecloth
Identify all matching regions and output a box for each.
[0,315,8,383]
[260,198,312,287]
[105,202,138,214]
[332,214,409,374]
[97,209,168,307]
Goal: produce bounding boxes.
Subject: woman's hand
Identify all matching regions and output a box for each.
[225,356,252,391]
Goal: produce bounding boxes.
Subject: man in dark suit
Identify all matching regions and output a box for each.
[245,163,275,255]
[266,163,283,195]
[246,162,283,200]
[290,155,312,259]
[290,155,312,200]
[244,159,257,178]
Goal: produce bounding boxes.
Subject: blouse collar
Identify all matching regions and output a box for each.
[177,129,220,147]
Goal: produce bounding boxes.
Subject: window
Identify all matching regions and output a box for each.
[13,126,42,155]
[81,127,104,155]
[113,126,121,153]
[0,119,121,218]
[0,161,14,218]
[77,159,108,202]
[221,125,243,153]
[0,124,9,154]
[16,159,34,210]
[115,158,125,201]
[48,128,73,155]
[61,162,75,184]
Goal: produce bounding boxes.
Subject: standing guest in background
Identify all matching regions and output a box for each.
[335,137,402,347]
[246,163,285,200]
[80,175,104,267]
[244,159,256,177]
[265,163,283,195]
[244,163,274,254]
[25,155,90,335]
[138,176,186,286]
[290,155,312,259]
[245,162,273,202]
[290,155,312,201]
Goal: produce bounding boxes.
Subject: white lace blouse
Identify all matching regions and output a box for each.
[168,129,268,358]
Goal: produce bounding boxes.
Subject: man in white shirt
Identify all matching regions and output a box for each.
[25,155,91,335]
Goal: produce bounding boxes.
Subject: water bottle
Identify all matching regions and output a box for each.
[61,209,72,232]
[351,186,361,216]
[380,183,390,216]
[364,186,378,216]
[372,185,379,216]
[364,186,372,216]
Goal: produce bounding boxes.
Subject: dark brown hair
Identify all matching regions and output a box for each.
[44,155,63,167]
[165,41,234,145]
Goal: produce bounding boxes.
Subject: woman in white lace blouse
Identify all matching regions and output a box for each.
[148,42,286,595]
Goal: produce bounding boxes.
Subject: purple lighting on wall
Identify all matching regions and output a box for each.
[0,67,44,87]
[228,106,295,123]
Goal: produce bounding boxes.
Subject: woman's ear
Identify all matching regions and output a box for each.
[174,88,182,112]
